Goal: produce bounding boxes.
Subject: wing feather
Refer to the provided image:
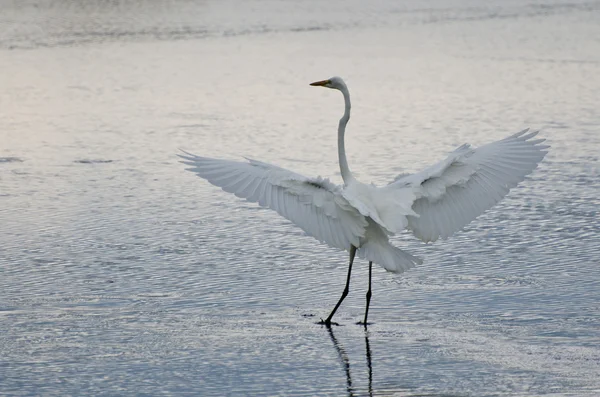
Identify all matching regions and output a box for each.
[179,152,368,250]
[388,129,549,242]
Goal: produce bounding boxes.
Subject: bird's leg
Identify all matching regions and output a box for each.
[358,261,373,326]
[320,245,357,326]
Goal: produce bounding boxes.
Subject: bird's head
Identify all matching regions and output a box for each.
[310,76,347,91]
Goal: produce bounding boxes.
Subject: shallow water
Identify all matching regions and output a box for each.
[1,1,600,396]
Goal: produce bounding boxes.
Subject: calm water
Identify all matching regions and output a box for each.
[1,1,600,396]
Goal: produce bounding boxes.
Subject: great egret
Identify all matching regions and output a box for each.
[179,76,549,326]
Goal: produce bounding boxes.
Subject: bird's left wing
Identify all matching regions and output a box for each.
[385,129,549,243]
[179,152,368,250]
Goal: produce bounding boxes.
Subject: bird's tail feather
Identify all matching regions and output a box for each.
[357,240,422,273]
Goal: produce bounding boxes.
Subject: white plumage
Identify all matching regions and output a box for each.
[389,129,549,243]
[178,155,367,251]
[179,76,548,325]
[179,128,547,271]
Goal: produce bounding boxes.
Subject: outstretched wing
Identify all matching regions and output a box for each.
[179,152,368,250]
[387,129,549,243]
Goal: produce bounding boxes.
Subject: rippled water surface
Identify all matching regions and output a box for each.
[1,1,600,396]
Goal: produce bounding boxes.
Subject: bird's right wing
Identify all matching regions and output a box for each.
[179,152,368,251]
[386,129,549,243]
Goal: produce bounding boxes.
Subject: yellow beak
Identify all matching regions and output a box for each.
[310,79,330,86]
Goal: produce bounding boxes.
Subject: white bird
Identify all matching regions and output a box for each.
[179,76,549,326]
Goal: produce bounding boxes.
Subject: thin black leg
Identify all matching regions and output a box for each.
[358,261,373,326]
[320,245,357,326]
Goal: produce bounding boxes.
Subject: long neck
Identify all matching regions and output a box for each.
[338,87,354,185]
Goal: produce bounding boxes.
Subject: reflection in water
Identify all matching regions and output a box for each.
[326,327,373,397]
[325,329,462,397]
[364,330,373,397]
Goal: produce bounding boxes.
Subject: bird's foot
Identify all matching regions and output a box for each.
[356,321,372,327]
[318,318,340,327]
